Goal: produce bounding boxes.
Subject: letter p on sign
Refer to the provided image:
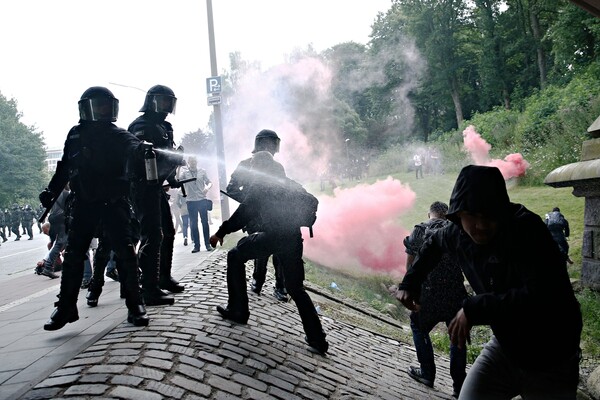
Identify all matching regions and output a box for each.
[206,77,222,94]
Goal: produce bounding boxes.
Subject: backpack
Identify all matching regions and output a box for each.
[546,211,564,228]
[261,177,319,237]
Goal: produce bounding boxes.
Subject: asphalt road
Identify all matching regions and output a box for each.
[0,229,49,281]
[0,230,63,313]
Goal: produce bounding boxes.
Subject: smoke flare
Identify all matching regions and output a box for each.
[462,125,530,179]
[303,177,415,277]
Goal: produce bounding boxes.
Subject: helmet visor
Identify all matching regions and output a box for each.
[79,97,119,122]
[150,95,177,114]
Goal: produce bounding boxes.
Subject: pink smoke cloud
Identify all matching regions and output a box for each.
[222,58,336,181]
[303,177,416,277]
[462,125,530,179]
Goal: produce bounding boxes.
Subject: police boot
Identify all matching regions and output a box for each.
[140,257,175,306]
[158,239,184,293]
[44,264,82,331]
[127,304,149,326]
[141,270,174,305]
[122,262,149,326]
[86,278,104,307]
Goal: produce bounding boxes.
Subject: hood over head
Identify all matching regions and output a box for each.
[446,165,510,225]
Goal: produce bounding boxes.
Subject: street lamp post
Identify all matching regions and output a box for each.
[206,0,230,221]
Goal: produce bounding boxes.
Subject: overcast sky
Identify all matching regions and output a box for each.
[0,0,392,149]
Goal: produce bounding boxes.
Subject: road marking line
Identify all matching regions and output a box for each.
[0,284,60,313]
[0,248,43,260]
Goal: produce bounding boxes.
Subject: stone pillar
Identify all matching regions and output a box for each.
[545,116,600,289]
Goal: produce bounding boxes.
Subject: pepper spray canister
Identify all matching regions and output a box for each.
[144,146,158,185]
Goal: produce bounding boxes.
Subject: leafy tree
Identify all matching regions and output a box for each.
[472,0,512,109]
[180,128,215,158]
[375,0,474,135]
[0,92,48,207]
[546,1,600,81]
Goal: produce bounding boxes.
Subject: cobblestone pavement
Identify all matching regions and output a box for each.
[20,252,457,399]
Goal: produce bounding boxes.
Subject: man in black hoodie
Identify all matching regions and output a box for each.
[210,150,328,355]
[397,165,581,399]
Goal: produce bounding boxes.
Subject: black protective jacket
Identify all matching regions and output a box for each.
[399,166,582,370]
[128,113,181,186]
[48,121,143,203]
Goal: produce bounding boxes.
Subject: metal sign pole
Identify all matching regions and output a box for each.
[206,0,230,220]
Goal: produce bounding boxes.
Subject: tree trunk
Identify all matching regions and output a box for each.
[450,76,464,126]
[529,6,547,89]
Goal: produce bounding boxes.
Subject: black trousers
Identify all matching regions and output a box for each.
[252,255,285,291]
[226,231,325,342]
[132,184,176,289]
[58,197,141,308]
[10,223,20,238]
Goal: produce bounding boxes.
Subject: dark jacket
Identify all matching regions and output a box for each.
[403,218,467,330]
[216,154,289,238]
[225,155,286,233]
[48,121,143,203]
[545,210,570,257]
[400,165,582,370]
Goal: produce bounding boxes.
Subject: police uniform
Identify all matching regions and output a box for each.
[10,204,21,240]
[21,205,36,240]
[128,85,184,303]
[40,86,148,331]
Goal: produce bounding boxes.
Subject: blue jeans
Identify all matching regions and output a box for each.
[410,312,466,394]
[181,214,189,239]
[44,227,67,270]
[459,336,579,400]
[187,200,210,250]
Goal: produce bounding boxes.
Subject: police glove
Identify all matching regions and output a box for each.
[39,189,55,209]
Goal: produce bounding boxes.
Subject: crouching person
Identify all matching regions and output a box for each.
[39,86,149,331]
[210,150,328,355]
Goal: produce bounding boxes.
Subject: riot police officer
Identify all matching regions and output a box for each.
[226,129,288,301]
[10,203,21,240]
[39,86,149,330]
[21,204,36,240]
[128,85,185,305]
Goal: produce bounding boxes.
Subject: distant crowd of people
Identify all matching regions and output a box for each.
[0,203,44,243]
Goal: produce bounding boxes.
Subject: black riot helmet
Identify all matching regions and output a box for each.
[140,85,177,114]
[78,87,119,122]
[252,129,281,154]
